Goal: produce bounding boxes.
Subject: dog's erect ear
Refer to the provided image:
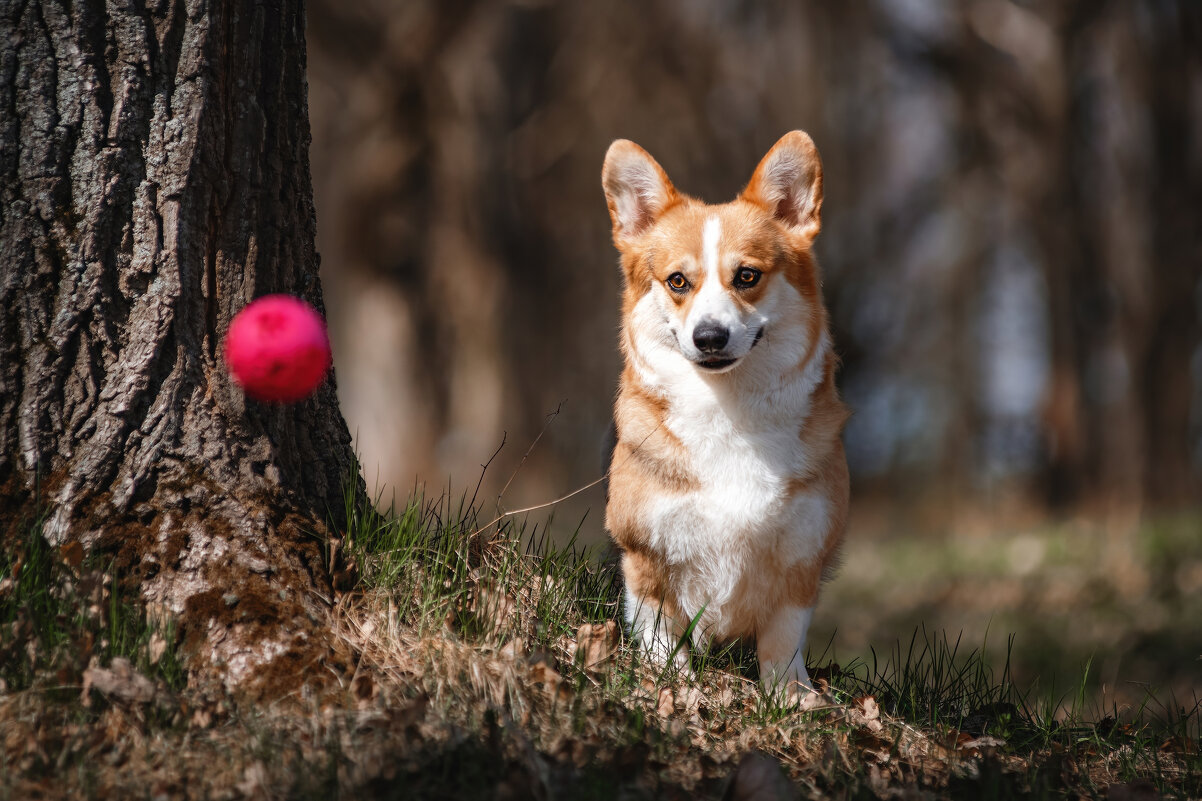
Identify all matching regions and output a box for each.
[602,140,678,245]
[741,131,823,241]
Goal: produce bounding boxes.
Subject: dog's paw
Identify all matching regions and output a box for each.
[644,641,692,678]
[762,673,836,710]
[794,684,832,711]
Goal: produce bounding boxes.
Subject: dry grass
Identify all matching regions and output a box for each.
[1,487,1199,799]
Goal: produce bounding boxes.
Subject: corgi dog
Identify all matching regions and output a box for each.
[601,131,849,703]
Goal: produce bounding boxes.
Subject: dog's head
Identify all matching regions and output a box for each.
[602,132,826,379]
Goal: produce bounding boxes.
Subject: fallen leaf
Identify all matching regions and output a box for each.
[713,676,736,707]
[676,685,704,716]
[471,584,518,637]
[848,695,884,732]
[574,621,620,673]
[528,653,563,693]
[957,734,1006,751]
[148,631,167,665]
[797,685,835,711]
[850,726,893,754]
[656,686,675,718]
[83,658,157,705]
[236,761,271,798]
[59,542,84,569]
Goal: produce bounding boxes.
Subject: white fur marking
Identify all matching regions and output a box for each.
[692,216,728,328]
[702,215,722,279]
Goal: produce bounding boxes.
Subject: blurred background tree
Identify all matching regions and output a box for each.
[306,0,1201,529]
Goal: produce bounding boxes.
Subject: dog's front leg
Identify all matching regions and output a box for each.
[620,551,689,671]
[624,586,690,672]
[757,605,816,704]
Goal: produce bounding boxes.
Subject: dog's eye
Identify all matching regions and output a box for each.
[666,273,690,292]
[734,267,761,288]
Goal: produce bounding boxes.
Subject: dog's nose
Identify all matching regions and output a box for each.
[693,322,730,353]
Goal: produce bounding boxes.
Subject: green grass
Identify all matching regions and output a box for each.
[0,504,191,797]
[0,506,185,696]
[814,512,1202,719]
[341,483,620,651]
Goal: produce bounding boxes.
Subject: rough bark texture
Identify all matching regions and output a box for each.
[0,0,360,695]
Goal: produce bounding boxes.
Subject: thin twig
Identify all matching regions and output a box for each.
[471,473,610,538]
[469,418,663,539]
[495,401,565,515]
[469,433,507,515]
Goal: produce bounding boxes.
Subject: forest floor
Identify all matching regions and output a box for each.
[1,489,1199,799]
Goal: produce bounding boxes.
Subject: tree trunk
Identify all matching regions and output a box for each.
[0,0,361,695]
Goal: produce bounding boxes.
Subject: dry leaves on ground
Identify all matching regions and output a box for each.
[81,658,166,708]
[572,621,619,674]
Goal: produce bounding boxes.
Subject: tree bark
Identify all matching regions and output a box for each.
[0,0,360,695]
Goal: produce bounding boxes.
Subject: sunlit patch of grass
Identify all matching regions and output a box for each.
[341,480,621,654]
[333,479,1201,799]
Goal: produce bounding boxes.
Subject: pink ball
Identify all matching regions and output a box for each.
[223,295,332,403]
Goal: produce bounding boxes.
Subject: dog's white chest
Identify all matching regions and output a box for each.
[642,387,829,636]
